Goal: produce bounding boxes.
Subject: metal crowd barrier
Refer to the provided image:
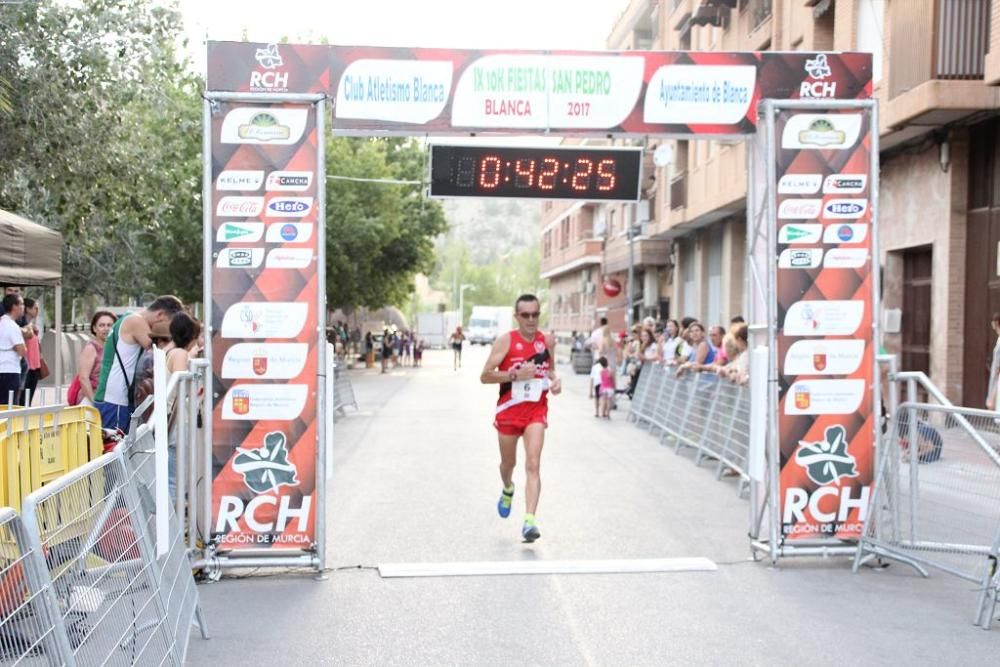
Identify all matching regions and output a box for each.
[629,363,751,495]
[855,371,1000,629]
[333,361,358,416]
[0,405,104,512]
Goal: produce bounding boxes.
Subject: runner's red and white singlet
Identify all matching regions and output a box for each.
[493,330,552,436]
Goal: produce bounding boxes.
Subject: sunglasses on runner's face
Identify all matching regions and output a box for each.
[517,311,540,320]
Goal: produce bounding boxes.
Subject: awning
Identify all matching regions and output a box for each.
[0,208,63,287]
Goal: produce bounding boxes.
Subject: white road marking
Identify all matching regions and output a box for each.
[377,557,717,578]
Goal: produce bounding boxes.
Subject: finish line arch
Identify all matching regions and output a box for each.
[199,42,875,571]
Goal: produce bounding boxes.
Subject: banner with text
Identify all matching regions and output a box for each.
[773,107,875,541]
[209,101,321,550]
[207,43,872,136]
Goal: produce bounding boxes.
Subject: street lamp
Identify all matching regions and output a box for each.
[459,283,475,326]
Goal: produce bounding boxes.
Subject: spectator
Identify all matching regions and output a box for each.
[95,294,184,433]
[708,325,727,367]
[19,298,43,405]
[589,355,603,416]
[1,286,33,402]
[402,331,412,367]
[661,319,682,366]
[414,338,424,367]
[72,310,116,407]
[598,356,615,419]
[448,326,465,371]
[677,322,715,376]
[718,324,750,385]
[987,313,1000,411]
[364,331,374,368]
[0,293,26,405]
[588,317,608,354]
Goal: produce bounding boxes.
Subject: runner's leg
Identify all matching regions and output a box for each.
[522,423,545,515]
[498,433,518,488]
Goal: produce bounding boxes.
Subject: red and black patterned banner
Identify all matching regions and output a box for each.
[774,107,875,540]
[207,43,872,136]
[208,101,321,550]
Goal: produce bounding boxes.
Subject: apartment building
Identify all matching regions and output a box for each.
[539,0,1000,405]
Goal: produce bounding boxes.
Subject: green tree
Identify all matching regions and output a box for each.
[325,137,447,311]
[0,0,203,306]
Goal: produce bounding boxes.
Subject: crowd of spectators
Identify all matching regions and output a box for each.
[580,314,750,418]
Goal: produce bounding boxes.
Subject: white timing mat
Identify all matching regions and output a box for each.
[378,557,718,578]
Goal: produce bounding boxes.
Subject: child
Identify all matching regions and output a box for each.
[598,356,615,419]
[589,356,603,416]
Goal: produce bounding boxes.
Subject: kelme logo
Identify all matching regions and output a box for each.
[232,431,299,493]
[795,425,860,485]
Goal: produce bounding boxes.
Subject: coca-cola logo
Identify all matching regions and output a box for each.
[216,196,264,217]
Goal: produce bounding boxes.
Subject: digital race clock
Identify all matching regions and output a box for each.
[429,145,642,201]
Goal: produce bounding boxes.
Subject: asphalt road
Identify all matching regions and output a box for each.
[188,345,998,666]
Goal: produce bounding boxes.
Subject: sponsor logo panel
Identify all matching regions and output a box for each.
[823,174,867,194]
[783,379,866,415]
[782,485,869,535]
[221,383,309,420]
[265,248,313,269]
[217,170,264,191]
[266,171,313,192]
[221,343,310,379]
[823,248,868,269]
[800,54,837,98]
[250,44,289,92]
[215,223,264,243]
[217,196,265,217]
[215,494,312,545]
[778,248,823,269]
[781,114,862,150]
[265,197,313,218]
[265,223,314,244]
[220,302,309,339]
[778,224,822,244]
[783,300,865,336]
[778,198,822,220]
[642,64,757,126]
[216,248,264,268]
[220,107,308,145]
[783,339,866,375]
[777,174,822,195]
[822,224,868,244]
[823,198,868,220]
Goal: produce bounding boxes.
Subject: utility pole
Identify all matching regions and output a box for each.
[626,211,635,330]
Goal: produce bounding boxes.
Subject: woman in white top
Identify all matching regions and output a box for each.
[660,319,681,366]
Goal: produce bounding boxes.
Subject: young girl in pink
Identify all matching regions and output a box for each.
[598,356,615,419]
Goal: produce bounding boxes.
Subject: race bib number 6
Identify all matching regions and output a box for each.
[514,378,546,403]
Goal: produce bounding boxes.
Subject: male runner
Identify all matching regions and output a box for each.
[480,294,561,542]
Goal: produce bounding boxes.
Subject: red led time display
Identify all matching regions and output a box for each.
[429,145,642,201]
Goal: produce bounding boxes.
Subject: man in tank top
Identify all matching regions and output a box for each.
[480,294,562,543]
[95,295,184,433]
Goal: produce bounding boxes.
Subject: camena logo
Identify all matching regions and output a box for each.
[250,43,288,91]
[217,170,264,191]
[266,197,313,217]
[800,54,837,98]
[823,174,867,194]
[778,198,822,220]
[777,174,822,195]
[823,199,868,219]
[266,171,312,192]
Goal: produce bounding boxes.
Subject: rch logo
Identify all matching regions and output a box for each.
[801,53,837,98]
[232,431,300,493]
[251,43,288,90]
[795,424,860,485]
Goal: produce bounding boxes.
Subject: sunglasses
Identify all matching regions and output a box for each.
[517,311,541,320]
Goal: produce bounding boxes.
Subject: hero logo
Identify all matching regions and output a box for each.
[800,54,837,98]
[823,199,868,219]
[250,43,288,91]
[266,171,312,192]
[267,197,312,217]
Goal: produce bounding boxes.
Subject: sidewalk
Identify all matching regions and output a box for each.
[188,347,997,666]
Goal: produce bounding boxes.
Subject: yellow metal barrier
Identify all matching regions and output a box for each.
[0,406,103,513]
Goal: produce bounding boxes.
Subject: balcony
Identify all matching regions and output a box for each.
[540,239,604,280]
[670,174,687,211]
[603,238,672,275]
[882,0,999,147]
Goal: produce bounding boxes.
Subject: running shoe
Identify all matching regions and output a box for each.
[521,522,541,543]
[497,486,514,518]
